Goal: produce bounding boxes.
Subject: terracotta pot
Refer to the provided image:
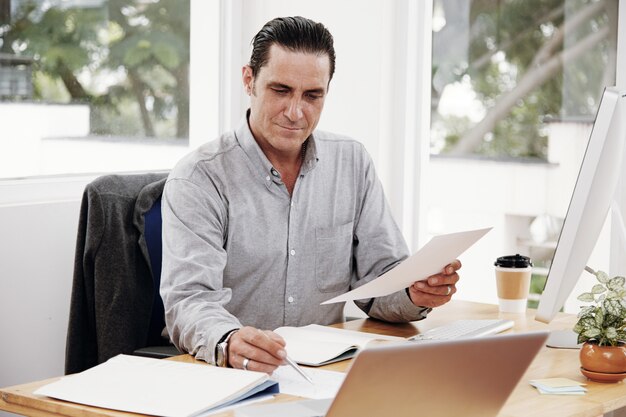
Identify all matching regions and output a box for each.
[579,342,626,374]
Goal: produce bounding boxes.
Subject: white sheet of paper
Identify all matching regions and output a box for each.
[321,227,492,304]
[271,366,345,399]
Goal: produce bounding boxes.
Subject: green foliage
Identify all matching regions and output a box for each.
[110,31,185,69]
[10,4,106,78]
[573,270,626,346]
[432,114,473,153]
[527,274,548,310]
[476,92,550,158]
[432,0,616,158]
[2,0,190,138]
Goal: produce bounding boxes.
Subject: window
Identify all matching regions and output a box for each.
[0,0,195,178]
[428,0,618,309]
[431,0,616,158]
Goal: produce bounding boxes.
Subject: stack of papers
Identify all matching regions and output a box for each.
[34,355,278,417]
[529,378,587,395]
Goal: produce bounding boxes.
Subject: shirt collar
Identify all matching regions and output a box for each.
[300,135,319,176]
[234,110,319,186]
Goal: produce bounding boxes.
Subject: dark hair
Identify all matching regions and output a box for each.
[249,16,336,81]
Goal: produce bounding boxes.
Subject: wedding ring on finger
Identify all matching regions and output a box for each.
[446,285,452,296]
[242,357,250,371]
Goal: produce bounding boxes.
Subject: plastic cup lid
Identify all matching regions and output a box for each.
[494,254,532,268]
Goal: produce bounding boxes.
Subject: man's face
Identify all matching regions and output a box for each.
[243,44,331,159]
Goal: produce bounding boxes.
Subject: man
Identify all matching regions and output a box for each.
[161,16,461,374]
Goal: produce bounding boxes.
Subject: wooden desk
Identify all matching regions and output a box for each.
[2,300,625,417]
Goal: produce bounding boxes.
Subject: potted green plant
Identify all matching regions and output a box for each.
[573,268,626,382]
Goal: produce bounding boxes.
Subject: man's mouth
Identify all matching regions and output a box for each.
[276,122,304,131]
[278,125,302,131]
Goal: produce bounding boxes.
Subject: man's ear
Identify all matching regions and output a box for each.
[242,65,254,95]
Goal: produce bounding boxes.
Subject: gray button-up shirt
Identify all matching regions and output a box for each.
[161,116,428,363]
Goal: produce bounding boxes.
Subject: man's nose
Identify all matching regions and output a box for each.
[284,98,303,121]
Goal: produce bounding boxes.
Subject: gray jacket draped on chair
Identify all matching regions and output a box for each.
[65,173,167,374]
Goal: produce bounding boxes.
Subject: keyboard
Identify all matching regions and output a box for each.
[408,319,514,342]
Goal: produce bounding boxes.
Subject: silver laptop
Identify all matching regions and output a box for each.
[236,331,548,417]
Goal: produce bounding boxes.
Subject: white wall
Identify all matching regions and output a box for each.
[546,122,592,217]
[0,177,92,417]
[0,200,79,379]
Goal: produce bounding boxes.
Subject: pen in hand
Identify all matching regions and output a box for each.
[258,329,314,384]
[284,355,314,384]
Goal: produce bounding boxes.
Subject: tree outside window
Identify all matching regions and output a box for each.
[0,0,190,140]
[431,0,617,158]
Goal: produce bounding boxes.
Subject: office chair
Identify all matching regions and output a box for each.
[65,172,179,374]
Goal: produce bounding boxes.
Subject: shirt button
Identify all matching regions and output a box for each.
[288,296,294,303]
[290,249,296,256]
[271,168,279,177]
[265,175,270,181]
[290,201,294,207]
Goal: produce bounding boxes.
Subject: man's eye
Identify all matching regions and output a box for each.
[305,93,322,100]
[272,88,288,94]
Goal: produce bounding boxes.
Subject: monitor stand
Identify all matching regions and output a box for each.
[546,329,581,349]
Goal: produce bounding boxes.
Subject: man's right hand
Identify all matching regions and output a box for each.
[227,326,287,374]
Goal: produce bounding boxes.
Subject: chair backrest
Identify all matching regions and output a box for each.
[134,185,180,358]
[143,196,166,347]
[131,191,180,359]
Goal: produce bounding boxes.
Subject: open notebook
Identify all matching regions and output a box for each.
[274,324,404,366]
[34,355,278,417]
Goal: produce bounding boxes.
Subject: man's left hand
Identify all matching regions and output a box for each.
[408,259,462,308]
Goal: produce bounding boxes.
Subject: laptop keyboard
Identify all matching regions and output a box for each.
[407,319,514,342]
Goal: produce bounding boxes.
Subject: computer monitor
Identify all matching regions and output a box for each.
[536,87,626,325]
